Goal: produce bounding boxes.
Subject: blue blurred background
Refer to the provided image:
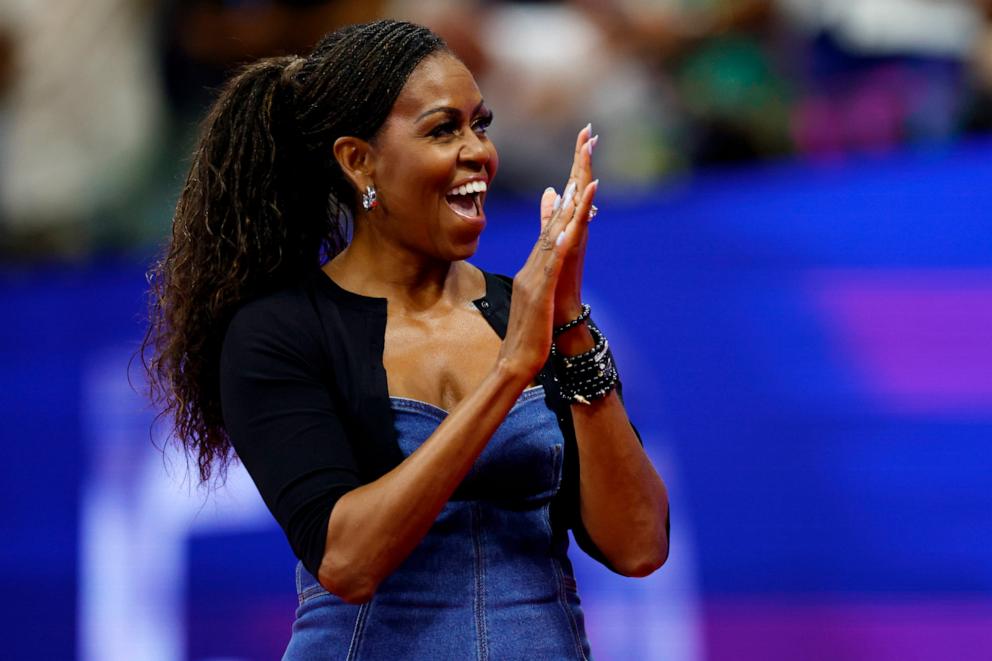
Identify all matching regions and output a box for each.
[2,1,991,660]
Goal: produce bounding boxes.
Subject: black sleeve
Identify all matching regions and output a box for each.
[219,293,361,578]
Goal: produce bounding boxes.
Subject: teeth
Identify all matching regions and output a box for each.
[449,181,487,196]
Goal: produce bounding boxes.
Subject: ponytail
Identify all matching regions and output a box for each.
[144,20,447,484]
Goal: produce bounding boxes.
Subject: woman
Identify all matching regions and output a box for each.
[145,19,669,659]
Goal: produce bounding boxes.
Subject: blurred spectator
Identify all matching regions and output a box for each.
[586,0,793,166]
[779,0,983,158]
[0,0,163,258]
[389,0,682,194]
[2,0,991,259]
[159,0,386,119]
[965,0,992,131]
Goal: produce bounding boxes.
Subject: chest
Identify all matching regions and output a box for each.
[382,303,503,412]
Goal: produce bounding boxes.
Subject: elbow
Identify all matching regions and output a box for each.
[317,553,379,604]
[615,548,668,578]
[613,533,669,578]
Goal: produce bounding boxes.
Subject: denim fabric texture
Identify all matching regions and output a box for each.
[283,386,592,660]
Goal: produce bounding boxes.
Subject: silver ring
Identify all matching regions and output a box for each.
[588,204,598,220]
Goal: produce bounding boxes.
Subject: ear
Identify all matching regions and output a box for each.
[332,136,376,192]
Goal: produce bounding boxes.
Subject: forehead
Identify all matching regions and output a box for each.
[389,53,482,120]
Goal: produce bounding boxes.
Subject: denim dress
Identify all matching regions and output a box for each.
[283,385,592,660]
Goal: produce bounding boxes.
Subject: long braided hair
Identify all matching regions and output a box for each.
[143,20,447,484]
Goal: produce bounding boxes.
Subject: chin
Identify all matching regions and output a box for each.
[445,235,482,262]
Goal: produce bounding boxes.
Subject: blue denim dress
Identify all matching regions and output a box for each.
[283,386,592,660]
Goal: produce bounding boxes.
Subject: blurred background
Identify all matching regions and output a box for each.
[1,0,991,659]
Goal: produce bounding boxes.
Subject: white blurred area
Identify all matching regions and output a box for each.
[80,348,275,661]
[778,0,982,57]
[0,0,163,251]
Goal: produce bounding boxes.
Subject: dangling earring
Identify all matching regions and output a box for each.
[362,184,378,211]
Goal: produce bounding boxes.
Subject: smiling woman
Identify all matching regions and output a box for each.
[143,19,668,660]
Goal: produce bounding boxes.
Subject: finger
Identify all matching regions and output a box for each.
[528,179,577,268]
[545,204,588,280]
[573,179,599,226]
[555,179,596,264]
[566,123,593,186]
[573,133,597,193]
[540,186,557,230]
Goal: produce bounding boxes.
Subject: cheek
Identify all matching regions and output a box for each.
[486,144,499,180]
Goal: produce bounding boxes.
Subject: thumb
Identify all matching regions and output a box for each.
[540,187,558,231]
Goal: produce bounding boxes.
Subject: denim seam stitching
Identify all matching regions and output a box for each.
[552,553,588,661]
[544,492,588,661]
[471,502,490,661]
[298,585,327,604]
[345,601,372,661]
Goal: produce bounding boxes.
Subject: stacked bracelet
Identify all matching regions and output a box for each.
[553,303,591,338]
[551,313,620,405]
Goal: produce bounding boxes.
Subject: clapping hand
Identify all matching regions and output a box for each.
[541,124,598,327]
[499,124,598,382]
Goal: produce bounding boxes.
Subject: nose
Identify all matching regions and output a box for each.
[459,131,493,171]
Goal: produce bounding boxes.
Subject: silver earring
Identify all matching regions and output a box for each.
[362,184,378,211]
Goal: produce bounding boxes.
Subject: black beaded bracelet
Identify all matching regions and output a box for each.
[553,303,591,338]
[551,320,620,405]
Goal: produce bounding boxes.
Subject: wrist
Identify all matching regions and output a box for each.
[492,353,537,391]
[554,323,595,356]
[553,299,584,327]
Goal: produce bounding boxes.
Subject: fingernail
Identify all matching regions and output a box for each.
[563,181,577,206]
[585,122,592,135]
[585,135,599,156]
[553,194,562,211]
[556,230,565,247]
[544,186,555,195]
[591,178,600,189]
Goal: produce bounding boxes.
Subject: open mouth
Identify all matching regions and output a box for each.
[445,180,487,219]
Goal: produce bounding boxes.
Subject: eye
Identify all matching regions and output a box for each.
[429,120,459,138]
[472,113,493,134]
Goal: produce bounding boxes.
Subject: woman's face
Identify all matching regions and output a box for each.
[366,52,499,262]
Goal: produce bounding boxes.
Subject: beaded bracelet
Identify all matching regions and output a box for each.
[551,320,620,405]
[553,303,591,338]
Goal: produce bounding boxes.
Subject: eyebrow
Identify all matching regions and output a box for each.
[416,100,488,123]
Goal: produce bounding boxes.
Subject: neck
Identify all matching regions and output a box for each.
[323,221,475,311]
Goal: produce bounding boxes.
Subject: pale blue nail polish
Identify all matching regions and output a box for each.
[553,194,562,211]
[556,231,565,247]
[563,181,577,207]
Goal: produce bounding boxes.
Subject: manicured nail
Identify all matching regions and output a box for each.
[553,194,562,211]
[584,122,592,136]
[544,186,555,195]
[588,135,599,153]
[562,181,577,207]
[556,230,566,247]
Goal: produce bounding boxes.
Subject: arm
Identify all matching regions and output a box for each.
[545,126,669,576]
[319,182,596,603]
[319,361,526,603]
[555,323,670,577]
